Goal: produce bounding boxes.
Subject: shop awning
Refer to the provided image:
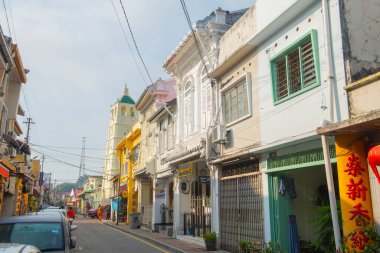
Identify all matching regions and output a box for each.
[317,110,380,136]
[23,173,35,181]
[133,167,147,177]
[16,140,31,155]
[3,133,20,149]
[110,175,119,182]
[0,164,10,179]
[0,159,17,172]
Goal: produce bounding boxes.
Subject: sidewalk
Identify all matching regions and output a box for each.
[102,220,227,253]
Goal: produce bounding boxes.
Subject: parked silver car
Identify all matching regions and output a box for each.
[0,243,41,253]
[0,214,77,252]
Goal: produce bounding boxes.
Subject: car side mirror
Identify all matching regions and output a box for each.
[70,225,78,231]
[70,237,76,249]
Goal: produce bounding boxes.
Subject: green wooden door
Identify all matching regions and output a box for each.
[269,175,291,252]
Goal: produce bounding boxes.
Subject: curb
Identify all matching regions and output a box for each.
[103,222,186,253]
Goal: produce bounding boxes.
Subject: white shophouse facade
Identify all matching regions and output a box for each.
[211,0,380,252]
[163,8,248,242]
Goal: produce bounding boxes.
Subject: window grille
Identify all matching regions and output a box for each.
[272,31,319,103]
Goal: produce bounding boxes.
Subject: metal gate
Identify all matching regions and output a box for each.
[220,171,264,253]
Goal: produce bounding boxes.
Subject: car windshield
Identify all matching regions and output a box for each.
[0,222,64,252]
[41,209,67,217]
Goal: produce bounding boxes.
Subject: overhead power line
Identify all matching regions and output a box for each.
[2,0,12,36]
[31,149,113,177]
[179,0,209,77]
[118,0,154,84]
[7,0,17,42]
[30,143,109,161]
[109,0,147,86]
[30,143,107,150]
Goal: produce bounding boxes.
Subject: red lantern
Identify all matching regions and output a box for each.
[368,145,380,184]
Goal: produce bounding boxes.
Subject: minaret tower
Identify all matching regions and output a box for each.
[102,85,137,202]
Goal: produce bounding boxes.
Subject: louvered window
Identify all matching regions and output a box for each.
[272,30,319,103]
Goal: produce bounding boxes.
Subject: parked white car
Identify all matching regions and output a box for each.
[0,243,41,253]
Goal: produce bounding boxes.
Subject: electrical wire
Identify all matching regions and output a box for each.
[31,148,113,177]
[118,0,154,84]
[30,143,110,161]
[1,0,12,37]
[6,0,17,43]
[179,0,209,77]
[109,0,147,86]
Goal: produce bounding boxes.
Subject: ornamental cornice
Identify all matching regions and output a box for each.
[268,146,336,170]
[177,50,200,77]
[160,144,203,165]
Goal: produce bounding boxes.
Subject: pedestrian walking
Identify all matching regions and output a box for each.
[67,207,75,219]
[97,205,103,222]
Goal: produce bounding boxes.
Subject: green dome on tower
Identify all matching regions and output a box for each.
[119,85,135,104]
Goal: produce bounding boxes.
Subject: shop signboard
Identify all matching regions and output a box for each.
[39,172,44,186]
[178,162,192,178]
[120,181,127,192]
[199,176,210,184]
[336,135,374,251]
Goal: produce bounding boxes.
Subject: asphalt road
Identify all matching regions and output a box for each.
[71,220,171,253]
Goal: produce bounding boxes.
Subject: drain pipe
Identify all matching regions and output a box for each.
[321,133,341,252]
[322,0,335,122]
[321,0,342,252]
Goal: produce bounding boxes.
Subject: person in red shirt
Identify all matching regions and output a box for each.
[67,207,75,219]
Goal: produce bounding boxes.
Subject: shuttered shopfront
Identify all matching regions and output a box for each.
[220,160,263,253]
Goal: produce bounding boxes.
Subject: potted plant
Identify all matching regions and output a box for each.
[240,240,253,253]
[203,231,217,251]
[262,241,284,253]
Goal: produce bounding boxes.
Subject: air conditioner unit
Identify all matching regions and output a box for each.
[211,125,227,144]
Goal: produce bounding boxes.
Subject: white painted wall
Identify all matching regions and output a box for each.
[257,0,349,146]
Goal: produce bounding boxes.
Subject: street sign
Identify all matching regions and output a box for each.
[199,176,210,184]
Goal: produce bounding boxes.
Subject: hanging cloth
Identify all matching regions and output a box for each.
[279,178,286,196]
[288,215,301,253]
[287,178,297,199]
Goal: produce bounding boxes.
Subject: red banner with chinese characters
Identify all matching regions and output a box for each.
[336,135,374,251]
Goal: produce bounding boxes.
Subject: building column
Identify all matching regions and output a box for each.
[151,177,158,231]
[261,169,271,243]
[173,174,180,237]
[211,165,220,241]
[137,179,142,213]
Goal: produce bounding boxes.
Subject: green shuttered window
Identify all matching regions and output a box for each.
[271,30,320,104]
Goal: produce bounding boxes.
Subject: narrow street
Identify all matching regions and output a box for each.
[72,218,171,253]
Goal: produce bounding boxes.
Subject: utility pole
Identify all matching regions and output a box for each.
[40,155,45,207]
[23,118,35,172]
[53,179,57,205]
[48,172,52,205]
[23,118,35,144]
[79,137,86,179]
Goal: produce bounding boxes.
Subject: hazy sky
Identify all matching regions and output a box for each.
[0,0,254,184]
